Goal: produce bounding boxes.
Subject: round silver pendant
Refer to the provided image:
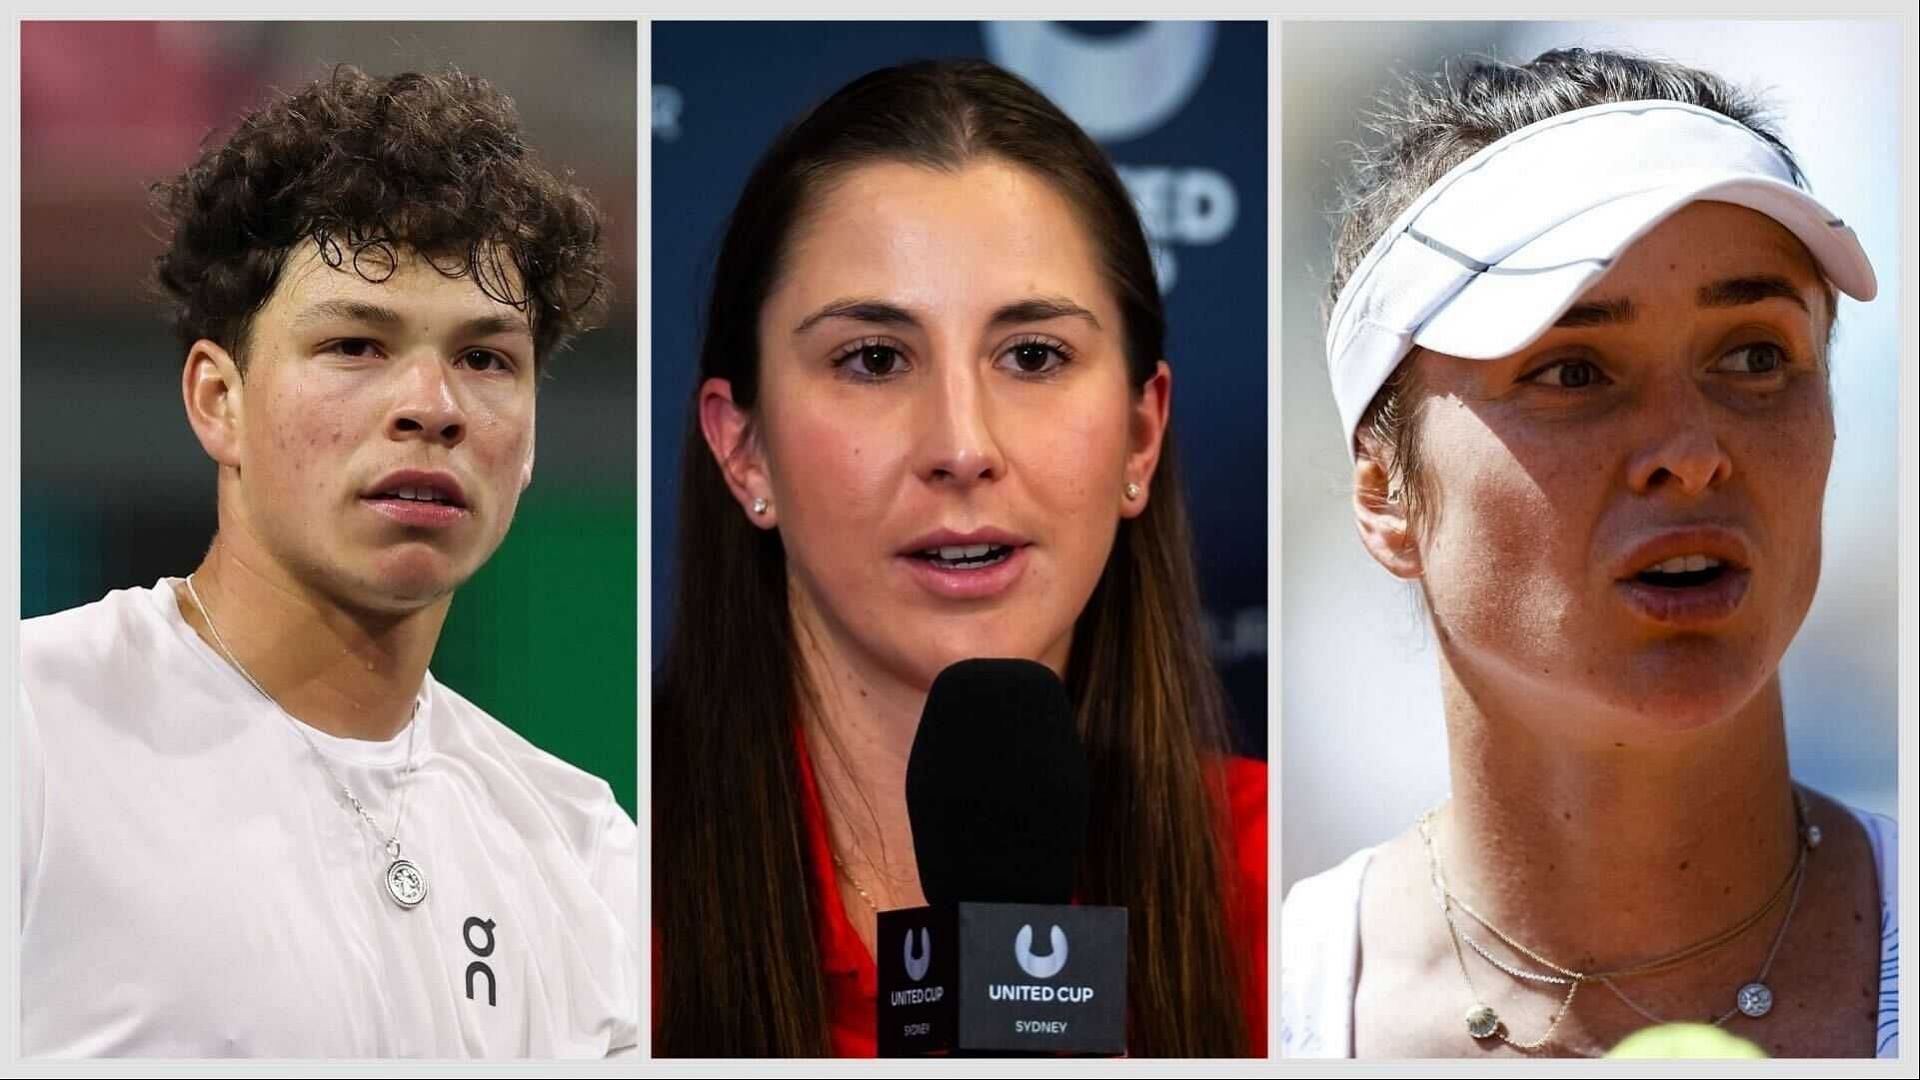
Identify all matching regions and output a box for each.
[385,858,428,908]
[1735,981,1773,1018]
[1465,1003,1501,1039]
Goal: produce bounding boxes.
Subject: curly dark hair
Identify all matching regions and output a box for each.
[153,66,608,370]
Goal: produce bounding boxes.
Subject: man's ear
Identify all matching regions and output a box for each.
[697,377,776,528]
[182,340,246,468]
[521,408,537,492]
[1353,448,1423,579]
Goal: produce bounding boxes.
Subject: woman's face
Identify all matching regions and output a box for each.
[712,159,1167,696]
[1389,201,1834,738]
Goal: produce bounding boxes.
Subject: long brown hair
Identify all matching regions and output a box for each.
[654,59,1248,1057]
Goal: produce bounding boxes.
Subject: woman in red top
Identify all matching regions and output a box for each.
[654,59,1264,1057]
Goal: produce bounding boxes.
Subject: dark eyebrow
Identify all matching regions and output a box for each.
[793,298,918,336]
[1554,297,1636,328]
[1698,275,1810,313]
[456,313,533,340]
[793,295,1102,336]
[989,296,1102,330]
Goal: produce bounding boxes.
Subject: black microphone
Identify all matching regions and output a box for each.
[876,659,1127,1056]
[907,657,1088,906]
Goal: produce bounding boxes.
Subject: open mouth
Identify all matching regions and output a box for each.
[368,484,464,508]
[1615,548,1751,626]
[913,543,1015,570]
[362,472,470,529]
[898,529,1030,600]
[1631,554,1730,589]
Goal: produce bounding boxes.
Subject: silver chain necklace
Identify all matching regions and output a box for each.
[1420,794,1816,1053]
[185,575,429,909]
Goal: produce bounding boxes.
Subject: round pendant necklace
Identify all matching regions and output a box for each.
[185,575,428,909]
[1419,794,1816,1053]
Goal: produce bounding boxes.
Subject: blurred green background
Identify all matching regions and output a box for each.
[20,22,637,816]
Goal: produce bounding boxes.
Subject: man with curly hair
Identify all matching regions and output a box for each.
[19,68,637,1058]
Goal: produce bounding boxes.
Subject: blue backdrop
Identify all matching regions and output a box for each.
[652,21,1268,755]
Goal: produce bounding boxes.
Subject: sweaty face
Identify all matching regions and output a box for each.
[226,242,538,612]
[742,159,1163,695]
[1401,202,1833,738]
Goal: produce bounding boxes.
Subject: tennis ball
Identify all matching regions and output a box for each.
[1607,1023,1767,1059]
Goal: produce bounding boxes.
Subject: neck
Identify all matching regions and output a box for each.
[1432,657,1800,971]
[791,593,927,915]
[180,536,447,741]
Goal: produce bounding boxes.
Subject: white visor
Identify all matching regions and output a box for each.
[1326,99,1878,458]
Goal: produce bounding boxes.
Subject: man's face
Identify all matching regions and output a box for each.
[218,241,538,613]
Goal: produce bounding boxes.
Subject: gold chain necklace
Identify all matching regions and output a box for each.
[1420,794,1818,1053]
[830,851,883,913]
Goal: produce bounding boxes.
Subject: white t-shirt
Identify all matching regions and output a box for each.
[18,580,639,1058]
[1280,805,1899,1059]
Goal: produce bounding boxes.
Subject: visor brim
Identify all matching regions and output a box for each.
[1413,175,1877,362]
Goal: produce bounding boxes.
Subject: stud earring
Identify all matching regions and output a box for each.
[751,496,769,515]
[1124,482,1141,501]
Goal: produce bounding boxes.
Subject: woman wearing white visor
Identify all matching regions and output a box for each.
[1281,49,1894,1058]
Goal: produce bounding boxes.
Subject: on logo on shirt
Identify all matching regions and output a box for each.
[464,916,498,1007]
